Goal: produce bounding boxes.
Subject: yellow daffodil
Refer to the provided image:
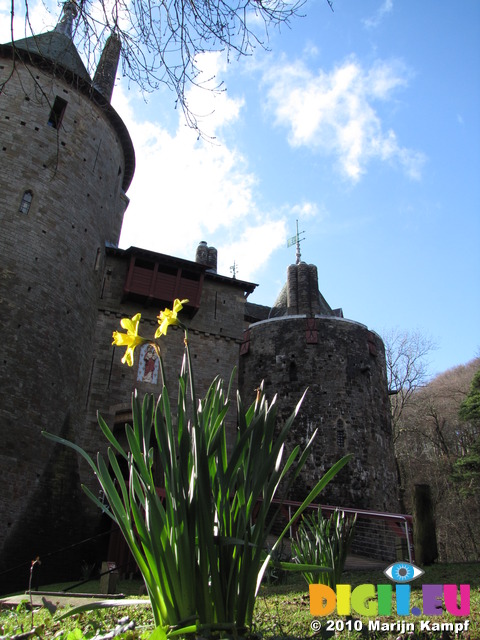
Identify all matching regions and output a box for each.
[155,299,189,338]
[112,313,147,366]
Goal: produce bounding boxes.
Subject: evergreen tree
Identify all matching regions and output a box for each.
[452,369,480,494]
[458,369,480,423]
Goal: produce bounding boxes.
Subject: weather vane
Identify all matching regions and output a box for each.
[230,261,238,279]
[287,219,305,264]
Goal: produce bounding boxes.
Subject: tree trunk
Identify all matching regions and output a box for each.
[413,483,438,565]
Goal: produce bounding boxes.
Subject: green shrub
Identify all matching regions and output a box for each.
[291,508,356,588]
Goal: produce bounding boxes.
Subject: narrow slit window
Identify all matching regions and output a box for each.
[47,96,68,129]
[336,418,345,448]
[19,190,33,214]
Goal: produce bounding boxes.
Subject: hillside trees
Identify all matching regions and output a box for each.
[392,356,480,561]
[451,368,480,494]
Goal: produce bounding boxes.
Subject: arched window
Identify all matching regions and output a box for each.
[19,190,33,215]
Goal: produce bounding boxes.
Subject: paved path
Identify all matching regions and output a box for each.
[1,555,385,610]
[344,554,386,571]
[0,591,137,611]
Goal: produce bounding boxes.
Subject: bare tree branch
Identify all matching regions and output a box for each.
[7,0,335,132]
[383,328,437,437]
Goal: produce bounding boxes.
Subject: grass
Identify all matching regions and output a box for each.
[1,563,478,639]
[254,562,479,639]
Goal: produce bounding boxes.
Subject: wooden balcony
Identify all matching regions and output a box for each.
[123,255,204,312]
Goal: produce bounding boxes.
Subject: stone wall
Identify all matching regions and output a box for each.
[238,315,398,512]
[81,248,252,500]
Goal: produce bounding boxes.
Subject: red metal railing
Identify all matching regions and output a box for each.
[267,498,414,563]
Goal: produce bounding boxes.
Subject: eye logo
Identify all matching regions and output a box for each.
[384,562,424,583]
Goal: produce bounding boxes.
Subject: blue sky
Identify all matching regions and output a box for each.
[2,0,479,378]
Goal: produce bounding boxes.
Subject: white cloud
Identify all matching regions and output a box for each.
[218,219,287,282]
[262,55,426,182]
[291,201,320,219]
[367,59,409,98]
[114,51,290,281]
[363,0,394,29]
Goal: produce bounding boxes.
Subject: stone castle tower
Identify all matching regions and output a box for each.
[239,260,398,512]
[0,3,135,590]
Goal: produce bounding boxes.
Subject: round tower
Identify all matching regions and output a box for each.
[0,4,135,591]
[239,262,398,513]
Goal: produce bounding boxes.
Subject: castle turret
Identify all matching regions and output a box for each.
[239,261,398,513]
[93,32,122,102]
[0,5,135,591]
[54,0,78,37]
[286,262,333,316]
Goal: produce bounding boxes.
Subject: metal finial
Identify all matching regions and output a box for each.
[287,219,305,264]
[55,1,78,38]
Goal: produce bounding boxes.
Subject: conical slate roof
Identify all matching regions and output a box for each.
[12,2,90,82]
